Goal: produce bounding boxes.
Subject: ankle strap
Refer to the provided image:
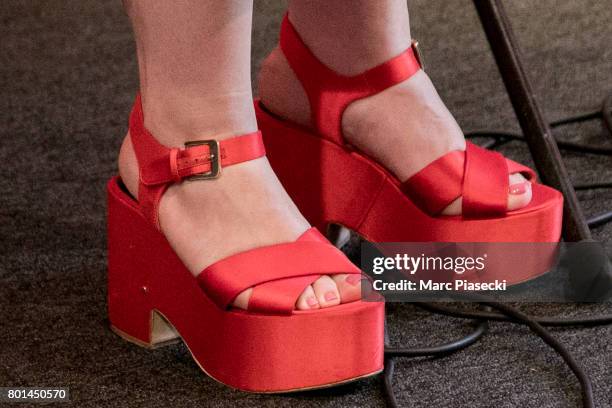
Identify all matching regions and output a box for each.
[279,13,422,145]
[128,94,266,228]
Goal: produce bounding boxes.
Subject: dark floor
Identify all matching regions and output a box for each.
[1,1,611,407]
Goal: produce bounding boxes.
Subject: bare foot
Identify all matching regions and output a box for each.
[118,120,361,311]
[258,48,532,215]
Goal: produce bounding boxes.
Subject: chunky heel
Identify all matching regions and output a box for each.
[107,180,179,348]
[105,95,384,392]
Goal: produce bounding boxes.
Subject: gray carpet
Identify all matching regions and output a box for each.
[1,1,611,407]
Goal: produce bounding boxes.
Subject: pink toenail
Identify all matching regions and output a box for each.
[306,296,319,308]
[324,291,338,302]
[346,274,362,286]
[508,181,530,195]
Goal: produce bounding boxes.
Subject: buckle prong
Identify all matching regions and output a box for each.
[183,139,221,180]
[411,39,425,71]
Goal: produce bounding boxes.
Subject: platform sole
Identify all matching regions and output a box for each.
[107,177,384,393]
[255,100,563,285]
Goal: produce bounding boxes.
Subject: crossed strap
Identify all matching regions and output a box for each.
[128,96,360,315]
[401,142,536,218]
[197,228,362,314]
[280,15,537,220]
[129,94,266,228]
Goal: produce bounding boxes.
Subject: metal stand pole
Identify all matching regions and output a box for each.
[472,0,592,242]
[382,3,612,406]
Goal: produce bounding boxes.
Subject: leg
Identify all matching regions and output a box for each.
[259,0,532,215]
[119,0,360,309]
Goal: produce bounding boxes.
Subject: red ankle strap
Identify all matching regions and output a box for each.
[128,94,266,228]
[279,13,422,145]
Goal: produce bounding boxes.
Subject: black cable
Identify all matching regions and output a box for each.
[381,106,612,407]
[588,211,612,229]
[466,130,612,155]
[549,110,602,127]
[466,107,612,156]
[574,182,612,229]
[383,316,488,408]
[384,320,488,357]
[477,301,594,408]
[468,108,612,231]
[603,94,612,136]
[383,358,400,408]
[415,302,612,327]
[574,182,612,190]
[383,300,600,408]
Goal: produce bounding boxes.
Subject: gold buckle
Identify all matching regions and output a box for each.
[183,139,221,180]
[411,39,425,71]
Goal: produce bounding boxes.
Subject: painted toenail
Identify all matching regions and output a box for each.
[346,274,362,286]
[324,291,338,302]
[508,181,530,195]
[306,296,319,308]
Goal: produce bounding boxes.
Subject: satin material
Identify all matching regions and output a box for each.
[107,178,384,391]
[401,150,465,215]
[107,96,385,391]
[280,14,421,145]
[198,227,360,314]
[140,133,266,186]
[462,142,508,218]
[401,142,536,218]
[129,94,266,228]
[126,94,366,315]
[274,14,553,224]
[256,99,564,250]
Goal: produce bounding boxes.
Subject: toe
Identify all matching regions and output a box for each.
[295,285,320,310]
[232,287,252,310]
[312,275,341,308]
[332,274,363,304]
[507,173,532,211]
[440,173,532,215]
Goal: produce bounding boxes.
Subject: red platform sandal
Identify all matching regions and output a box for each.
[107,95,384,393]
[255,15,563,283]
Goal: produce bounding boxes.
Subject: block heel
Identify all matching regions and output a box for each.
[107,182,180,348]
[106,95,384,392]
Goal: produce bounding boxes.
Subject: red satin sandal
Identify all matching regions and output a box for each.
[107,95,384,393]
[255,15,563,284]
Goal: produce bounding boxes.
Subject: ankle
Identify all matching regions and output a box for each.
[118,132,139,197]
[342,71,465,180]
[139,90,258,146]
[118,91,258,197]
[258,46,465,182]
[287,4,411,76]
[258,47,311,128]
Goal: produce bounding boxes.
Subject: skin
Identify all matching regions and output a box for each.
[119,0,532,311]
[119,0,360,312]
[259,0,532,215]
